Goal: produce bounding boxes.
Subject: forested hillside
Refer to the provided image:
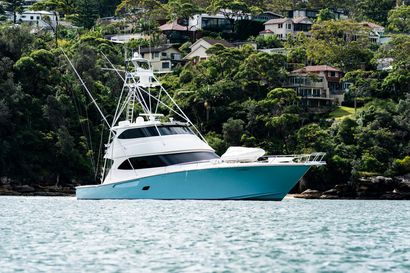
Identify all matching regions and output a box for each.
[0,0,409,197]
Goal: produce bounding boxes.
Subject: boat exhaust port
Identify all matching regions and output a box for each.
[142,186,150,191]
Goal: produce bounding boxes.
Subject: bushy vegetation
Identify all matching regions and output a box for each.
[0,0,409,191]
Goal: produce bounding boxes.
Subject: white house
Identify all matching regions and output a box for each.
[139,45,183,73]
[286,65,347,107]
[261,17,312,40]
[188,10,250,32]
[184,37,234,61]
[15,11,59,28]
[361,22,391,45]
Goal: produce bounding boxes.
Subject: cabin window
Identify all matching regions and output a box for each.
[118,152,219,170]
[118,125,194,139]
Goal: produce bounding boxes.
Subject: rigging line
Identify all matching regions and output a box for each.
[130,76,151,113]
[84,105,97,176]
[137,85,188,122]
[111,78,127,128]
[111,90,135,127]
[68,80,97,177]
[152,74,207,143]
[155,87,162,114]
[100,51,125,82]
[59,47,111,128]
[95,122,104,181]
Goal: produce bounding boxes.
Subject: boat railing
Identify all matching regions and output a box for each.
[266,152,326,164]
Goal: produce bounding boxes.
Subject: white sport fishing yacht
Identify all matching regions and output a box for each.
[72,52,325,200]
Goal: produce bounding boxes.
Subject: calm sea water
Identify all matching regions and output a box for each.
[0,197,409,273]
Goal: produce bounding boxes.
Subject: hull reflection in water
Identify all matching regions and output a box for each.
[76,165,310,200]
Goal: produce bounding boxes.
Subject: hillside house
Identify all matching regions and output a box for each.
[184,38,234,61]
[286,65,347,107]
[15,10,59,28]
[260,17,312,40]
[139,45,183,73]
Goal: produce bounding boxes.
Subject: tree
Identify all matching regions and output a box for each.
[258,88,301,153]
[72,0,99,29]
[316,8,336,22]
[4,0,25,24]
[387,5,410,33]
[31,0,70,48]
[207,0,251,33]
[165,0,200,40]
[306,20,374,71]
[222,118,244,146]
[378,35,410,98]
[357,0,396,25]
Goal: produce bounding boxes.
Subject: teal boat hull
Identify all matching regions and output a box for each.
[76,165,311,201]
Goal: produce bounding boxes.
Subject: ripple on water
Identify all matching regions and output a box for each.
[0,197,409,273]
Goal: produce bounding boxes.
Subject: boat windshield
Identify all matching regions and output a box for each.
[118,151,219,170]
[118,125,194,139]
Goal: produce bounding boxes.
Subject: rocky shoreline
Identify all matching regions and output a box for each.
[294,175,410,200]
[0,183,75,197]
[1,175,410,199]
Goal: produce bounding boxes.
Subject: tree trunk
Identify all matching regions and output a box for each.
[54,12,59,48]
[13,12,16,24]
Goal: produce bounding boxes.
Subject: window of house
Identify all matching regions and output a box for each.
[287,24,291,29]
[330,71,336,77]
[171,53,181,60]
[30,16,34,20]
[37,16,40,20]
[162,62,170,69]
[161,52,167,57]
[278,23,283,28]
[153,52,159,58]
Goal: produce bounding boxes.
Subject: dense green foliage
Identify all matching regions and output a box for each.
[0,1,409,190]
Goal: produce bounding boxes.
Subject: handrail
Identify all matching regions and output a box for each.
[266,152,326,164]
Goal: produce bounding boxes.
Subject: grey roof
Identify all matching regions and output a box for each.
[139,44,178,54]
[201,37,234,47]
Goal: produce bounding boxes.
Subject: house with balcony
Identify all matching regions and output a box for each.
[361,22,391,45]
[260,17,312,40]
[139,45,183,73]
[286,65,347,108]
[15,10,59,29]
[287,9,349,20]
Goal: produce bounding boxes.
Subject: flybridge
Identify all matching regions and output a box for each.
[62,48,204,139]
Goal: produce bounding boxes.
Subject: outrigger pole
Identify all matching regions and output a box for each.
[60,48,111,129]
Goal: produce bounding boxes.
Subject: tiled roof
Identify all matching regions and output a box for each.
[292,65,341,73]
[361,22,384,29]
[159,21,189,31]
[264,18,291,25]
[292,16,311,24]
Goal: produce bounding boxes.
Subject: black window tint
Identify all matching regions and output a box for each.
[118,152,219,170]
[118,126,193,139]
